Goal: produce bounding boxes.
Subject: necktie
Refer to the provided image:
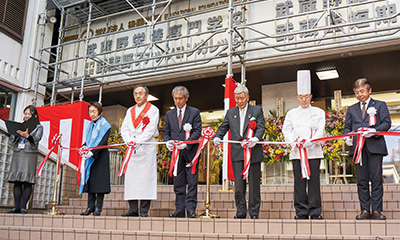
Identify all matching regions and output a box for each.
[362,102,366,118]
[178,109,182,129]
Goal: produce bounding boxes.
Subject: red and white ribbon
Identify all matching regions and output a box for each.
[169,140,182,177]
[240,140,251,180]
[190,127,215,174]
[37,134,61,176]
[240,120,257,179]
[77,146,89,185]
[118,141,138,176]
[296,138,310,179]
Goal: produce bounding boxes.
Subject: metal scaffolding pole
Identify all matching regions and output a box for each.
[50,7,66,106]
[33,0,48,106]
[79,1,93,102]
[226,0,234,78]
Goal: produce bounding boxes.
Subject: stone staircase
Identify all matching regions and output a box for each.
[1,184,400,239]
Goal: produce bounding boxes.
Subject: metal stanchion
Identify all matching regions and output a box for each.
[43,134,64,215]
[198,141,219,218]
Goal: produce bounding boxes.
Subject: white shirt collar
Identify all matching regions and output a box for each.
[177,104,187,118]
[360,97,371,109]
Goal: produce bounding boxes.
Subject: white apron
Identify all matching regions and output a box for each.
[120,103,159,200]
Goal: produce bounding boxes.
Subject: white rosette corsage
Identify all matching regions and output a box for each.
[367,107,377,126]
[183,123,192,140]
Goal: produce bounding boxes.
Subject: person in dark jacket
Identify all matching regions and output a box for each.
[7,105,43,214]
[80,102,111,216]
[344,78,391,220]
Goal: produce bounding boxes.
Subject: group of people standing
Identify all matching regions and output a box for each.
[5,71,391,221]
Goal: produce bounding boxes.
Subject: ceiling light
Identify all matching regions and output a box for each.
[316,70,339,80]
[147,94,159,101]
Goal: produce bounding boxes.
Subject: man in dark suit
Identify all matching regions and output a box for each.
[344,78,391,220]
[213,85,265,219]
[164,86,202,218]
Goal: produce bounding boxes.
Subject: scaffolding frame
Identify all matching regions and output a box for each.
[33,0,400,105]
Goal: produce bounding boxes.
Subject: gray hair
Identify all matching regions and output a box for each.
[354,78,371,90]
[234,85,249,97]
[172,86,189,98]
[133,85,149,95]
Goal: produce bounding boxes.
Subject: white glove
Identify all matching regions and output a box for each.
[344,136,353,146]
[83,151,93,160]
[303,139,313,148]
[213,137,221,146]
[166,140,174,151]
[362,128,376,138]
[248,137,259,148]
[176,143,187,150]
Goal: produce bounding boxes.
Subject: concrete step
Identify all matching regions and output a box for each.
[2,214,400,237]
[55,205,400,219]
[68,197,400,211]
[2,224,399,240]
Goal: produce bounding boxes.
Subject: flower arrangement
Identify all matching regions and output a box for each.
[156,138,170,175]
[108,130,126,155]
[322,108,349,163]
[263,111,290,164]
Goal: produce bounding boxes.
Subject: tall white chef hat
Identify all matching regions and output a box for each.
[297,70,311,95]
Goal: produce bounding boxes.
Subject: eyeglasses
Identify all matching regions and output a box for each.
[297,95,311,100]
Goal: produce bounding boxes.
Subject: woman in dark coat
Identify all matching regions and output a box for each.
[7,105,43,214]
[80,102,111,216]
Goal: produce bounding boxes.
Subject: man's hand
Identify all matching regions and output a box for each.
[213,137,221,146]
[166,140,174,151]
[344,136,353,146]
[248,137,259,148]
[362,128,376,138]
[176,143,187,150]
[303,139,313,148]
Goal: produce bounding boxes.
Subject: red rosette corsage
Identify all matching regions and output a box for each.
[142,116,150,130]
[249,120,257,130]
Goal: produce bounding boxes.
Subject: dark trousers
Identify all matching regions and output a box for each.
[292,159,322,217]
[173,155,199,213]
[232,161,261,218]
[87,193,105,210]
[128,200,151,215]
[355,146,384,212]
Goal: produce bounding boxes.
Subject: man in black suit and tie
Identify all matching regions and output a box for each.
[213,85,265,219]
[164,86,202,218]
[344,78,391,220]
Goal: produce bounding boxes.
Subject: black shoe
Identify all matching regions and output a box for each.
[187,210,196,218]
[310,215,323,220]
[80,208,94,216]
[251,216,259,219]
[140,212,148,217]
[169,211,185,218]
[294,215,309,220]
[7,208,21,214]
[20,209,28,214]
[122,211,139,217]
[234,215,246,219]
[93,207,102,216]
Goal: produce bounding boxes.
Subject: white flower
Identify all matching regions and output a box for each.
[367,107,377,115]
[250,117,256,121]
[183,123,192,132]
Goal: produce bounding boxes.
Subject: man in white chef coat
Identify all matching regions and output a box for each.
[282,70,325,220]
[120,85,160,217]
